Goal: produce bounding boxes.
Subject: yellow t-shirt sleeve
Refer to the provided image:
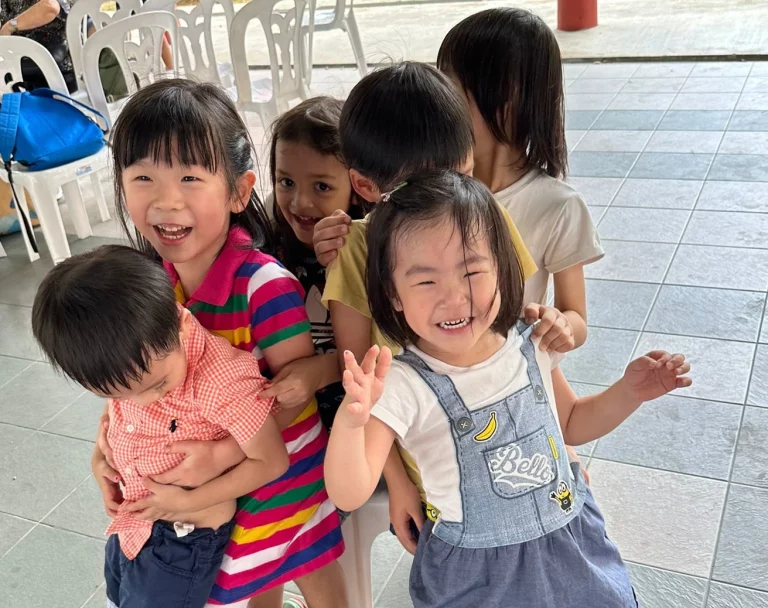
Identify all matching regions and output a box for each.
[321,220,371,319]
[498,203,538,281]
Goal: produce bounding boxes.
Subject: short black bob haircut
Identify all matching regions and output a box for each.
[340,62,475,193]
[32,245,181,394]
[437,8,567,179]
[366,170,524,349]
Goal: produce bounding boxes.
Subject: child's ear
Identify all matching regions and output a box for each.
[232,170,257,212]
[349,169,382,204]
[179,308,193,341]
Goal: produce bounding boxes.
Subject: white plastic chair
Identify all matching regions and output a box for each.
[229,0,310,130]
[302,0,366,86]
[66,0,143,96]
[141,0,235,86]
[337,487,391,608]
[0,37,110,264]
[81,11,180,126]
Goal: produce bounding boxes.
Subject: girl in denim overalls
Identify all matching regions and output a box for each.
[324,171,692,608]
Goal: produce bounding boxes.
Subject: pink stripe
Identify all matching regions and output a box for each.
[219,512,343,585]
[252,309,308,341]
[235,489,330,530]
[281,413,321,444]
[285,432,327,466]
[226,523,304,561]
[248,465,324,503]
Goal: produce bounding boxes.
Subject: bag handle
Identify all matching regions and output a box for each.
[0,93,38,253]
[0,93,22,163]
[30,88,109,132]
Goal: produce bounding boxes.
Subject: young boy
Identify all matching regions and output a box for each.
[32,245,289,608]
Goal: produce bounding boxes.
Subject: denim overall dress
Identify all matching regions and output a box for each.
[398,322,637,608]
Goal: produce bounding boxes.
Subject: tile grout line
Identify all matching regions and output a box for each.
[696,61,757,608]
[587,326,763,347]
[0,473,93,560]
[585,276,768,295]
[78,582,106,608]
[566,64,640,133]
[372,548,409,606]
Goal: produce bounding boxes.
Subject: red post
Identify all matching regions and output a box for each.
[558,0,598,31]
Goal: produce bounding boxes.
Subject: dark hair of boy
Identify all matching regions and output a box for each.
[111,79,277,257]
[339,62,475,193]
[32,245,181,395]
[366,170,524,348]
[269,96,371,274]
[437,8,567,179]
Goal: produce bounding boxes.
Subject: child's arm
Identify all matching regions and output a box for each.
[553,264,588,349]
[126,415,289,519]
[553,351,691,446]
[326,348,398,511]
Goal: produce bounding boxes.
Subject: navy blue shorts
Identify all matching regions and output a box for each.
[105,520,234,608]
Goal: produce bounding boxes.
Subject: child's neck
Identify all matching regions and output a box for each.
[416,331,506,368]
[473,141,528,194]
[174,231,229,299]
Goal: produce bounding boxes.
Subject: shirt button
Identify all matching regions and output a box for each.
[125,467,133,475]
[126,424,135,433]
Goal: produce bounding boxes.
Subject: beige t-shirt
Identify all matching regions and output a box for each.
[496,170,604,306]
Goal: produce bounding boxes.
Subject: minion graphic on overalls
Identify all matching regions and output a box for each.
[550,481,573,514]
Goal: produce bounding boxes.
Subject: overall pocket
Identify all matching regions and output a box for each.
[482,427,557,499]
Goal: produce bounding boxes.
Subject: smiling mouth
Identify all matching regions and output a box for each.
[438,318,471,330]
[154,224,192,240]
[291,214,320,229]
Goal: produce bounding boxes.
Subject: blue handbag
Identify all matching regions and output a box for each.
[0,88,108,252]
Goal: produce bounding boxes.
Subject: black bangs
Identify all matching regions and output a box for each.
[111,85,225,174]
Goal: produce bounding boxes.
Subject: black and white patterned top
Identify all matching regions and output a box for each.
[1,0,73,73]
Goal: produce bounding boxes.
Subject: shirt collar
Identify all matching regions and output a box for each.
[164,226,253,307]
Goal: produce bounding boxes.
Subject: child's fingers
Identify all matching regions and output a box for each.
[523,303,542,324]
[676,376,693,388]
[375,347,393,380]
[343,350,362,375]
[317,251,337,266]
[315,237,346,257]
[360,345,381,375]
[675,361,691,375]
[666,353,686,370]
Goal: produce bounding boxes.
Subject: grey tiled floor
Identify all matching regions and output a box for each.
[2,61,768,607]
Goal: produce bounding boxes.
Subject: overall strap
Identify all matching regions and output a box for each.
[0,93,21,162]
[30,88,109,132]
[516,321,548,404]
[395,350,475,438]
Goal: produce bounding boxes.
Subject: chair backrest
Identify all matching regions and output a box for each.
[66,0,143,88]
[230,0,307,109]
[0,36,69,93]
[141,0,234,84]
[81,10,179,123]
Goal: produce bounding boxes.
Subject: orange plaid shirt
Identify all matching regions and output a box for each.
[105,309,274,559]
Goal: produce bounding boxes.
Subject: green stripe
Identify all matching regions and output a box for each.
[258,321,311,349]
[192,294,249,315]
[238,479,325,513]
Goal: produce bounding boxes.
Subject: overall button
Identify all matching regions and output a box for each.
[534,385,545,402]
[456,417,472,432]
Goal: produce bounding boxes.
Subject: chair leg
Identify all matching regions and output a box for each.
[344,11,367,76]
[61,181,93,240]
[338,513,374,608]
[26,180,71,264]
[91,172,111,222]
[0,238,6,258]
[10,183,40,263]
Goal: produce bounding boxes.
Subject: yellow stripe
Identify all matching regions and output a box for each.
[211,326,251,346]
[173,282,186,303]
[231,503,320,544]
[290,400,318,426]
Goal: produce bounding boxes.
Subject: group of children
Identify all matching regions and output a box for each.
[30,8,691,608]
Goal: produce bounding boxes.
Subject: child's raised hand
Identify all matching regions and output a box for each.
[339,346,392,428]
[313,210,351,266]
[623,351,692,402]
[525,304,575,353]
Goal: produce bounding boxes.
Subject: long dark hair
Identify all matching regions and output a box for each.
[111,79,276,256]
[340,62,475,192]
[269,96,369,274]
[437,8,567,179]
[366,170,524,349]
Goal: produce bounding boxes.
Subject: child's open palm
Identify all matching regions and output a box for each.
[340,346,392,428]
[624,351,692,402]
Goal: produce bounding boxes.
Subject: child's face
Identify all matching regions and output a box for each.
[275,140,353,245]
[392,219,501,364]
[123,159,250,265]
